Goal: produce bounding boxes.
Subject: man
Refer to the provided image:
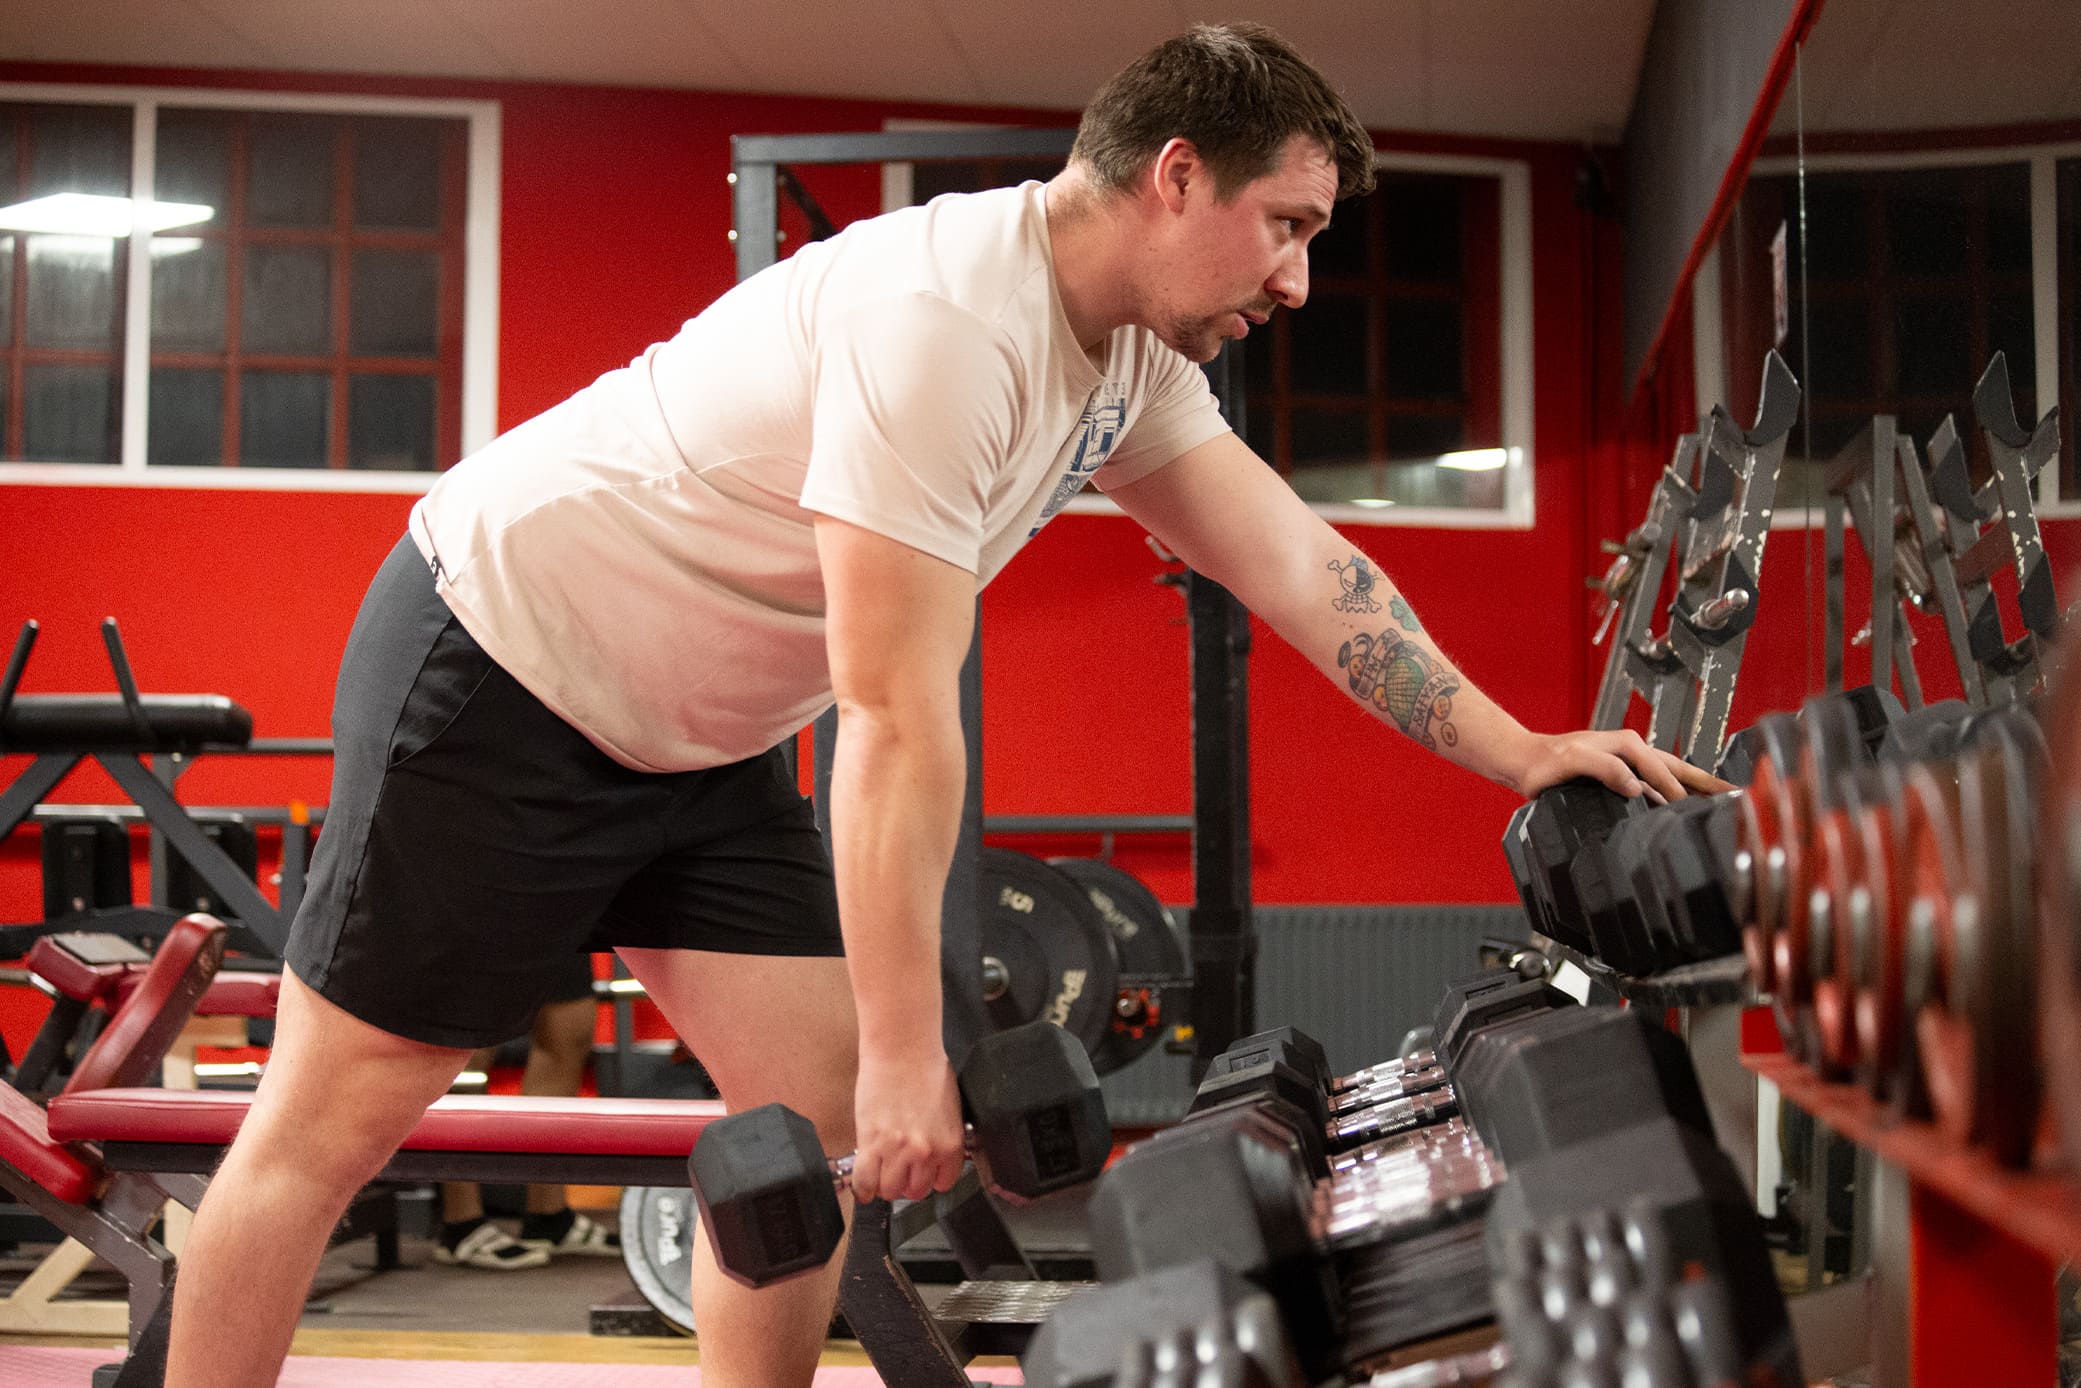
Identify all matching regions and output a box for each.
[168,23,1718,1388]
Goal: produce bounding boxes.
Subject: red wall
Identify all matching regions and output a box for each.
[16,60,2067,1055]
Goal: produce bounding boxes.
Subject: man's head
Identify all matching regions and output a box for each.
[1070,24,1376,207]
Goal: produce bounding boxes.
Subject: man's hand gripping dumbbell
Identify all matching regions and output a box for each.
[689,1019,1111,1287]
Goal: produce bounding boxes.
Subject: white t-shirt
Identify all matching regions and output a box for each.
[409,182,1228,772]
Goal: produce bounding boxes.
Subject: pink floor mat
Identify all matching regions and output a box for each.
[0,1345,1024,1386]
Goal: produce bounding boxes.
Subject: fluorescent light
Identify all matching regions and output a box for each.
[1435,448,1512,472]
[1349,498,1397,509]
[151,236,206,257]
[0,192,214,237]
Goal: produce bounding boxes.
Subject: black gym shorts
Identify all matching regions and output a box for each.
[286,537,844,1051]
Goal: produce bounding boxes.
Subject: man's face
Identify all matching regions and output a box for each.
[1147,133,1338,363]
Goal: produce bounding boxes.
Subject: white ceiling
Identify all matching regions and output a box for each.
[1773,0,2081,134]
[0,0,1660,143]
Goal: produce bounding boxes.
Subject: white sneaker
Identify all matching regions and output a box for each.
[522,1211,622,1258]
[433,1220,551,1270]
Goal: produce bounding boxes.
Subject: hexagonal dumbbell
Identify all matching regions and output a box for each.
[688,1019,1109,1287]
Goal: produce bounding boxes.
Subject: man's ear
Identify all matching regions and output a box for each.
[1150,138,1202,214]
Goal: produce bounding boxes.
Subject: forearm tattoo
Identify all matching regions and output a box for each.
[1336,628,1461,750]
[1390,596,1422,633]
[1327,555,1381,613]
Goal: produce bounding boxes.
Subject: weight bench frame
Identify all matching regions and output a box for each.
[0,619,293,958]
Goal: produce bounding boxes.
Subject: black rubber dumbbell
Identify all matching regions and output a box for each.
[1451,1007,1716,1163]
[1022,1259,1303,1388]
[1512,780,1640,953]
[689,1019,1110,1287]
[1089,1102,1501,1382]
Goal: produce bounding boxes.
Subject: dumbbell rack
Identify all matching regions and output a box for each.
[1744,1046,2081,1388]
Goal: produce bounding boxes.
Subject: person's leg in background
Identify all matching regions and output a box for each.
[435,1040,551,1270]
[517,960,621,1256]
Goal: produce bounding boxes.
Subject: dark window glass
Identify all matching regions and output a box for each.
[24,363,117,463]
[1806,294,1872,400]
[155,112,232,228]
[1382,177,1462,282]
[1289,295,1366,395]
[1243,332,1273,396]
[25,235,120,350]
[0,236,13,341]
[1803,181,1866,279]
[248,116,335,228]
[1894,294,1971,397]
[1290,408,1370,468]
[1385,413,1466,463]
[1309,201,1369,280]
[148,367,225,466]
[28,104,130,197]
[1885,172,1971,279]
[349,373,436,470]
[354,118,444,229]
[242,246,333,354]
[1383,298,1462,398]
[1985,166,2033,276]
[1987,286,2036,417]
[240,371,330,467]
[150,239,228,352]
[350,250,439,356]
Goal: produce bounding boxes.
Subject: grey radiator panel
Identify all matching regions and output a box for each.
[1097,903,1530,1127]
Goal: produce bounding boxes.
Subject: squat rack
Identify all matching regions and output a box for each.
[729,127,1260,1079]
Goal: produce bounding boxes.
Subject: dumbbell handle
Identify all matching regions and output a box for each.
[1328,1061,1450,1115]
[1362,1344,1511,1387]
[1330,1047,1438,1093]
[1332,1116,1475,1174]
[826,1125,978,1196]
[1328,1084,1458,1145]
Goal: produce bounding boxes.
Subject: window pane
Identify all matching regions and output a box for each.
[28,104,130,197]
[350,250,439,356]
[242,245,332,354]
[1382,176,1463,282]
[240,371,330,468]
[1309,200,1369,280]
[248,116,335,228]
[24,363,118,464]
[1885,172,1971,279]
[1289,295,1367,395]
[151,238,228,352]
[0,236,12,340]
[1290,408,1369,469]
[25,234,120,350]
[156,111,232,230]
[1381,451,1502,509]
[1804,180,1866,280]
[0,110,16,190]
[354,117,447,230]
[1985,167,2033,276]
[349,373,435,470]
[149,367,225,466]
[1987,286,2036,419]
[1894,294,1971,397]
[1806,294,1872,400]
[1383,298,1462,398]
[1385,412,1466,463]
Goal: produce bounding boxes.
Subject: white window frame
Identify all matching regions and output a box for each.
[884,129,1537,530]
[0,82,501,494]
[1705,141,2081,522]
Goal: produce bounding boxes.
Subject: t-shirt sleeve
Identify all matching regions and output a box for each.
[1092,337,1231,492]
[799,292,1023,575]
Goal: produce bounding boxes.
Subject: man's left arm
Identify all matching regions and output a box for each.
[1103,432,1728,802]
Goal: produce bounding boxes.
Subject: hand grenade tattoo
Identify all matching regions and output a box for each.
[1336,629,1461,749]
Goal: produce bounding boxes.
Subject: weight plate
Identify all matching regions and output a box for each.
[977,847,1118,1055]
[1048,856,1189,1074]
[621,1185,699,1336]
[1954,724,2043,1168]
[1851,767,1912,1105]
[1809,809,1864,1077]
[1903,763,1973,1144]
[2041,642,2081,1179]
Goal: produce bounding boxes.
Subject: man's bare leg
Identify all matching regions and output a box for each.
[618,947,859,1388]
[167,971,472,1388]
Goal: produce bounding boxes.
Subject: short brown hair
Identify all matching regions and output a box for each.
[1071,23,1376,203]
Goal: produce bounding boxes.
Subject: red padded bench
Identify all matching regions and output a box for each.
[50,1089,725,1187]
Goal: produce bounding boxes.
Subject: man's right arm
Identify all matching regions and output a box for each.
[813,512,976,1204]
